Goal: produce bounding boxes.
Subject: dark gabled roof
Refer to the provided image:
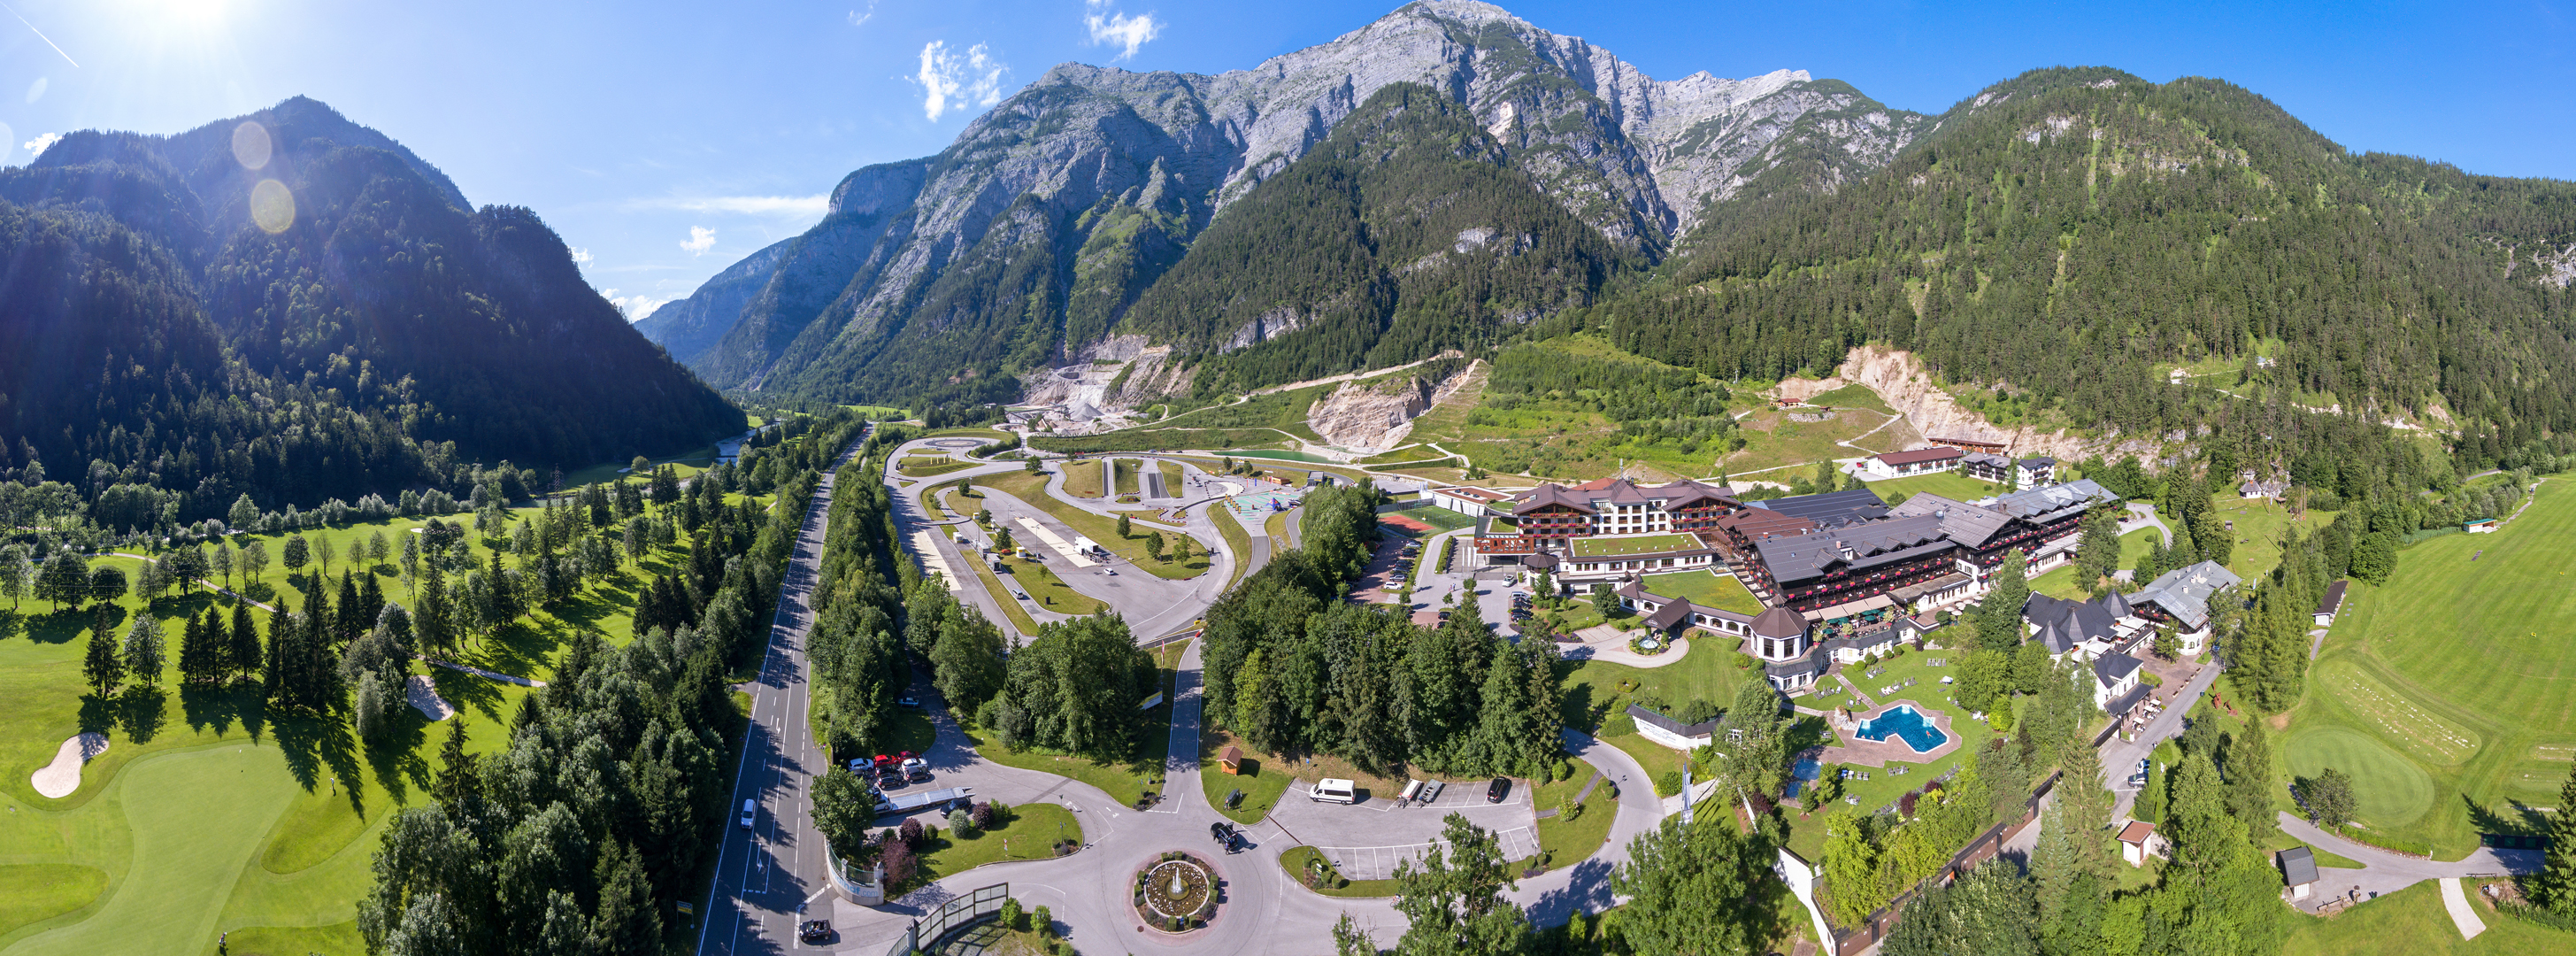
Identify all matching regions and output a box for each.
[1626,703,1718,738]
[1510,483,1596,516]
[2103,590,2134,620]
[1963,451,2012,468]
[1750,514,1951,586]
[2093,652,2142,686]
[1614,579,1647,602]
[2103,682,2150,718]
[1888,492,2014,549]
[2279,846,2318,885]
[1988,479,2120,524]
[1877,447,1965,466]
[1745,488,1889,529]
[2317,580,2349,615]
[1522,551,1559,569]
[2019,456,2057,467]
[1751,605,1808,640]
[1644,601,1691,630]
[2026,592,2121,653]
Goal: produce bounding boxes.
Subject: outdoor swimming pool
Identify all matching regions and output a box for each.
[1855,705,1949,753]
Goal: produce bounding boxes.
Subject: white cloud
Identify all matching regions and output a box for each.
[570,247,594,265]
[22,132,59,158]
[848,2,876,27]
[1083,1,1161,61]
[681,226,717,256]
[602,289,671,323]
[914,40,1009,121]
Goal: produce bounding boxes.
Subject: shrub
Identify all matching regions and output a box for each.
[1559,793,1585,821]
[970,800,998,829]
[1033,905,1054,937]
[949,808,975,835]
[1556,759,1576,782]
[898,818,927,849]
[880,838,917,883]
[1655,770,1682,797]
[1000,897,1023,930]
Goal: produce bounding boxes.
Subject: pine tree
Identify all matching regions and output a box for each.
[2226,719,2278,842]
[1980,549,2030,651]
[2537,760,2576,914]
[122,616,166,688]
[230,602,263,682]
[84,610,126,696]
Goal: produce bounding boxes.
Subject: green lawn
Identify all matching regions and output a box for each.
[2211,499,2343,583]
[1277,845,1403,898]
[1639,571,1765,614]
[2028,527,2159,598]
[1199,749,1297,826]
[0,865,105,941]
[1157,460,1183,492]
[1061,460,1105,498]
[1213,511,1256,593]
[2290,479,2576,859]
[897,455,973,477]
[1557,633,1753,735]
[1603,732,1689,796]
[994,552,1106,617]
[916,803,1081,879]
[2281,879,2570,956]
[1526,773,1616,870]
[1111,459,1140,497]
[1568,534,1700,559]
[1859,469,2000,505]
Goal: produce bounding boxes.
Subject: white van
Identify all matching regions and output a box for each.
[1309,778,1357,804]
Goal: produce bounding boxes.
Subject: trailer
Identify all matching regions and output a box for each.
[873,785,976,820]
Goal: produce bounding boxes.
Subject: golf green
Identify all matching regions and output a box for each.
[3,746,296,956]
[2283,726,2435,829]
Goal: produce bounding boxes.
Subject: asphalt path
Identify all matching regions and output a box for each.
[697,428,871,956]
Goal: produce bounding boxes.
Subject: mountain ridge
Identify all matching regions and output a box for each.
[644,0,1926,408]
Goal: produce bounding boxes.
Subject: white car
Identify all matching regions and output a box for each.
[739,799,757,829]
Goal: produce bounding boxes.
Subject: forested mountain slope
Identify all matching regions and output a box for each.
[1596,67,2576,450]
[1119,83,1634,397]
[0,96,741,521]
[650,0,1926,408]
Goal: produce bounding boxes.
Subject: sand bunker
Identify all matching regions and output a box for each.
[31,732,110,798]
[407,675,455,721]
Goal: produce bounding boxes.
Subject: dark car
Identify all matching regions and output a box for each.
[798,920,834,944]
[897,696,924,710]
[1210,821,1240,852]
[1486,777,1511,803]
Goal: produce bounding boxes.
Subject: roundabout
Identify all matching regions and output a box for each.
[1134,851,1221,933]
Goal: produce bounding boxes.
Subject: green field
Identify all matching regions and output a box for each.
[2290,479,2576,859]
[2281,879,2569,956]
[1861,469,2002,505]
[2211,499,2341,583]
[1111,459,1140,497]
[1062,459,1105,498]
[1568,534,1700,559]
[2028,527,2161,598]
[897,455,973,477]
[1639,571,1765,614]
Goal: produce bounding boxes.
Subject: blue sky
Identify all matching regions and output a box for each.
[2,1,2567,320]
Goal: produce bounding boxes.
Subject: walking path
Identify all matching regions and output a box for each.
[2439,878,2488,939]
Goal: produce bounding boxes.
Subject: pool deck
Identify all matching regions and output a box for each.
[1819,698,1964,768]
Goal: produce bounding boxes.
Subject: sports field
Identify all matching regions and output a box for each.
[2289,478,2576,859]
[1568,533,1700,559]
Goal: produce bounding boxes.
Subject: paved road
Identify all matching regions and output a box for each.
[698,428,871,956]
[2103,659,2225,821]
[2276,813,2540,910]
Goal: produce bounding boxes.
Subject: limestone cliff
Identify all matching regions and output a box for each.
[1787,346,2111,464]
[1305,361,1480,452]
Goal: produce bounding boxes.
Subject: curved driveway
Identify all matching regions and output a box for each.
[796,440,1669,953]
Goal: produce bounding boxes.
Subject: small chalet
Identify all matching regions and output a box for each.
[2278,846,2319,899]
[2465,517,2498,534]
[2312,580,2349,628]
[1626,704,1719,752]
[2117,821,2162,867]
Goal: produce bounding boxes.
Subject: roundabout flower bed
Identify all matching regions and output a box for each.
[1133,851,1219,933]
[1626,634,1668,655]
